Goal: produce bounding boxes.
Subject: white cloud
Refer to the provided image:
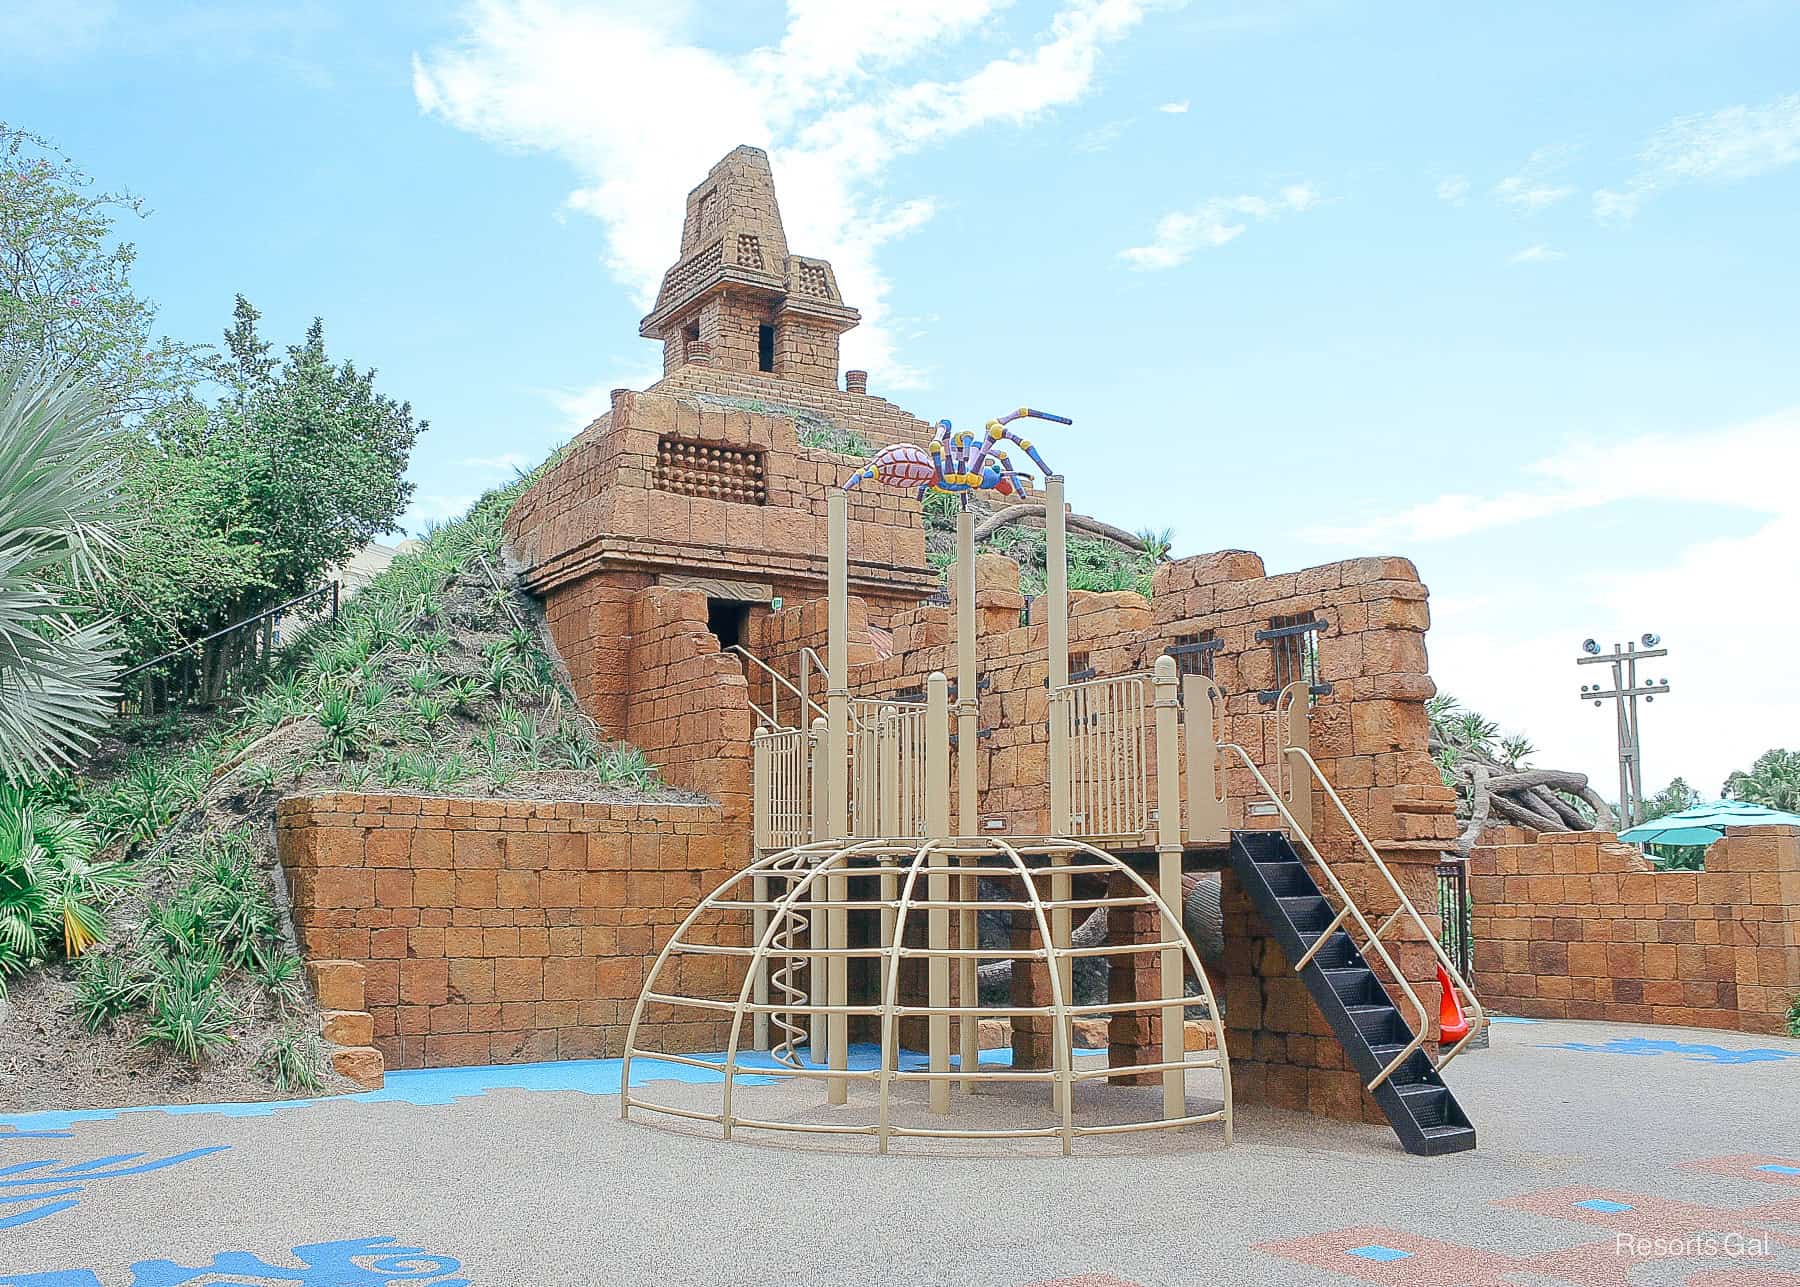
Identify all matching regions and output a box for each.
[1158,99,1189,114]
[1435,175,1470,206]
[1118,182,1319,270]
[1076,117,1132,152]
[1304,407,1800,546]
[1494,146,1575,211]
[413,0,1153,389]
[1509,243,1564,264]
[1314,407,1800,797]
[1596,92,1800,220]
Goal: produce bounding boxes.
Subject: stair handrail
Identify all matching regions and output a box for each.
[1281,746,1487,1069]
[1220,743,1431,1092]
[725,645,827,731]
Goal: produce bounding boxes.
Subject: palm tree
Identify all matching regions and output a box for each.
[1723,749,1800,813]
[0,361,123,779]
[1499,733,1537,770]
[1135,526,1174,561]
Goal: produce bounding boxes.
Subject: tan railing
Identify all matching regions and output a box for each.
[752,726,812,851]
[1056,672,1151,840]
[1279,744,1487,1070]
[727,645,826,732]
[848,702,930,838]
[1219,732,1487,1089]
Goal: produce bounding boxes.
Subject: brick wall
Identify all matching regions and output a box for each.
[275,793,746,1070]
[1470,825,1800,1035]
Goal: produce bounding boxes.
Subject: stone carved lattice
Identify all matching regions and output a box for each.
[795,262,830,297]
[736,233,764,269]
[697,188,722,236]
[655,437,768,505]
[663,240,723,300]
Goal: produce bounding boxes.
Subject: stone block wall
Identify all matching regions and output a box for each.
[771,313,841,388]
[622,587,754,819]
[276,793,745,1070]
[1470,825,1800,1035]
[505,389,931,602]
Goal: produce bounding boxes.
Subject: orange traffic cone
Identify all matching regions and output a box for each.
[1436,964,1470,1043]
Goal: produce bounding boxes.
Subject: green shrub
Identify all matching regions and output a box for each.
[75,951,151,1031]
[251,948,305,1012]
[317,691,370,758]
[138,951,235,1064]
[444,677,481,716]
[257,1025,324,1092]
[598,744,659,792]
[414,695,448,732]
[0,792,136,986]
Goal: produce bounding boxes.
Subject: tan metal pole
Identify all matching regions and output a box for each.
[826,490,850,1103]
[954,503,980,1088]
[878,705,900,951]
[807,717,827,1062]
[926,672,952,1114]
[1044,476,1073,1113]
[1152,655,1187,1121]
[1046,476,1070,833]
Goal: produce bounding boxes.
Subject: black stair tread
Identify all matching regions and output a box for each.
[1228,829,1477,1158]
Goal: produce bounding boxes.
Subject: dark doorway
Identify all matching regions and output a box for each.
[708,598,752,649]
[757,323,775,372]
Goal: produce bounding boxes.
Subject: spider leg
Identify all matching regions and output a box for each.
[972,423,1054,478]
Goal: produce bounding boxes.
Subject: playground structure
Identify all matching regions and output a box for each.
[622,442,1486,1153]
[475,145,1494,1152]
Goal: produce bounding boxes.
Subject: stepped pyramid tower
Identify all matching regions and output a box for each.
[640,146,860,388]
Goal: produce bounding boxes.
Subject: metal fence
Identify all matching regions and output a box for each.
[1435,860,1473,980]
[117,583,339,716]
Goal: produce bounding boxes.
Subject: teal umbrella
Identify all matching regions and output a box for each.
[1619,799,1800,846]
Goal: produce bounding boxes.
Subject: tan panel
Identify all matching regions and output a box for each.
[658,574,772,601]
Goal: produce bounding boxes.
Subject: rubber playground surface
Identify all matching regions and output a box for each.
[3,1017,1798,1286]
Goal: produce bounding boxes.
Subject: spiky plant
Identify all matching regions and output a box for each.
[598,744,659,792]
[335,761,372,791]
[443,676,482,716]
[138,950,236,1064]
[1499,733,1537,770]
[0,361,124,779]
[15,802,134,956]
[257,1025,324,1091]
[74,951,151,1031]
[250,948,305,1012]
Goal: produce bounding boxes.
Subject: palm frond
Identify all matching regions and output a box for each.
[0,360,124,778]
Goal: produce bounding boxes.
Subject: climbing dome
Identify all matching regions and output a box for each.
[621,835,1232,1155]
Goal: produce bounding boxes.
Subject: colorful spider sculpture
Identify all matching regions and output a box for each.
[841,407,1072,498]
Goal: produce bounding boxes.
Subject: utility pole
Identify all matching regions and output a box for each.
[1575,634,1670,830]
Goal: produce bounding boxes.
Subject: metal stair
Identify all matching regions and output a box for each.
[1229,829,1476,1156]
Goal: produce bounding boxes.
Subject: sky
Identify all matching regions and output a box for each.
[5,0,1798,801]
